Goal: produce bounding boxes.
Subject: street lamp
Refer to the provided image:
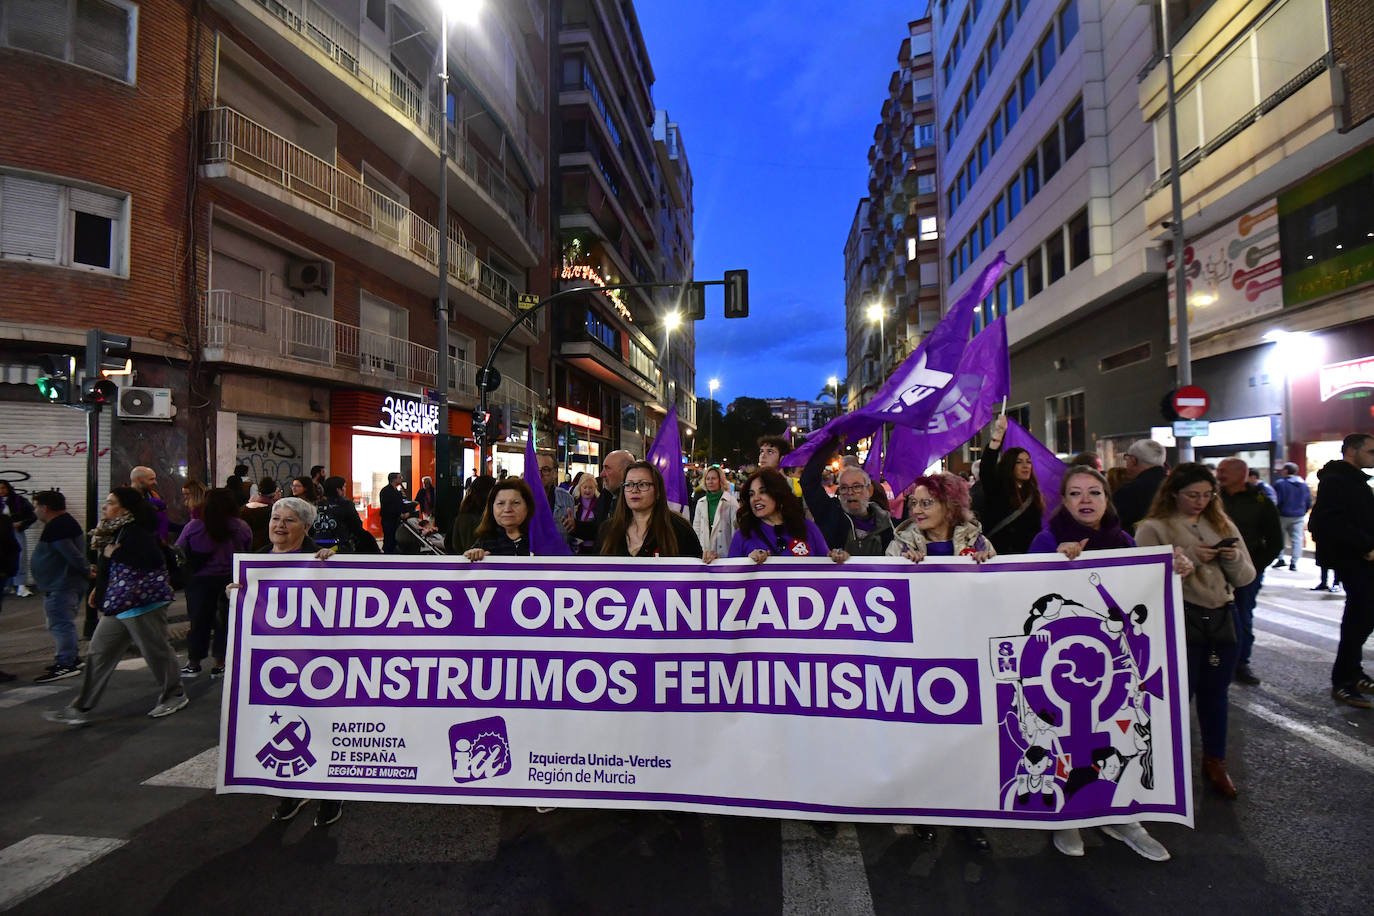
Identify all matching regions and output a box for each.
[663,310,681,424]
[866,302,886,380]
[708,377,719,466]
[828,375,839,417]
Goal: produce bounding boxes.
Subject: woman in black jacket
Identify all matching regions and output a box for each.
[464,479,536,560]
[43,487,186,726]
[310,476,379,554]
[978,414,1045,555]
[0,479,36,596]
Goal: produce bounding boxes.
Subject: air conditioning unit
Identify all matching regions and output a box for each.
[117,387,176,421]
[286,260,327,292]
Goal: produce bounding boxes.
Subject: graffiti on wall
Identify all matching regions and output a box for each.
[236,425,303,484]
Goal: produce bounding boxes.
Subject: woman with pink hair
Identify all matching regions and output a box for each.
[886,472,995,563]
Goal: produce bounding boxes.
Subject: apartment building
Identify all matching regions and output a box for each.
[0,0,553,529]
[935,0,1374,471]
[845,17,942,412]
[552,0,694,478]
[764,397,830,434]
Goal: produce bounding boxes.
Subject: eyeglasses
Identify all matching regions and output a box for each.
[909,497,938,510]
[538,466,556,474]
[836,484,866,494]
[622,481,655,493]
[1179,489,1216,501]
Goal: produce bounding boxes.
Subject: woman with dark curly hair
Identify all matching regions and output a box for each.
[716,468,830,565]
[464,478,536,559]
[598,461,701,558]
[978,414,1045,554]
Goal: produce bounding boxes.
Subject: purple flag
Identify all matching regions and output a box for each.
[783,254,1007,468]
[646,403,689,514]
[523,425,572,556]
[884,317,1011,496]
[863,431,882,481]
[1001,416,1066,517]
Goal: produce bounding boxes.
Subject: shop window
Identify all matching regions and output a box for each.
[1047,390,1086,455]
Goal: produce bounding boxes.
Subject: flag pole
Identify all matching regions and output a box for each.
[1000,396,1008,416]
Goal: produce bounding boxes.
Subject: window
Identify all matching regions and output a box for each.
[971,229,982,261]
[981,212,993,249]
[1059,0,1079,49]
[950,253,960,281]
[1017,0,1031,17]
[1063,97,1085,157]
[976,58,987,94]
[0,174,126,273]
[1041,132,1061,182]
[1005,91,1020,132]
[1038,30,1056,79]
[1020,63,1036,108]
[920,261,939,287]
[1011,264,1026,308]
[907,237,917,261]
[991,116,1004,152]
[996,278,1010,316]
[917,171,936,194]
[1023,157,1040,200]
[960,14,971,43]
[919,216,939,240]
[987,37,999,70]
[979,135,991,170]
[1047,391,1086,454]
[917,123,936,147]
[994,195,1007,234]
[1069,208,1090,267]
[1008,179,1023,219]
[1027,249,1044,296]
[1001,4,1015,45]
[2,0,136,82]
[366,0,385,28]
[1046,229,1066,283]
[913,76,934,102]
[948,188,958,215]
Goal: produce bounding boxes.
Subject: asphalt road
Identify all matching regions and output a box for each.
[1,563,1371,915]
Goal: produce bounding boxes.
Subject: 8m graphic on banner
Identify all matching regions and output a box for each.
[219,554,1192,828]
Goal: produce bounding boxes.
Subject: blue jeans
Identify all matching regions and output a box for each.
[1232,572,1263,666]
[44,586,82,666]
[1187,635,1238,759]
[1279,517,1305,565]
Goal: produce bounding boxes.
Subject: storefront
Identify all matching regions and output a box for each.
[556,405,603,480]
[330,390,473,511]
[1286,317,1374,483]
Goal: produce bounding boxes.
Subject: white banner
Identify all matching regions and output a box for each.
[219,551,1192,828]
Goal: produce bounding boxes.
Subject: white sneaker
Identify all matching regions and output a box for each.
[15,584,32,597]
[43,706,90,727]
[1101,822,1170,861]
[1052,827,1084,856]
[148,695,189,718]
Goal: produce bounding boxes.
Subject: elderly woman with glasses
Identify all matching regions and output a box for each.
[1135,463,1254,800]
[886,472,995,564]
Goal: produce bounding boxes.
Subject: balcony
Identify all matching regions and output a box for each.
[209,0,543,263]
[201,107,533,341]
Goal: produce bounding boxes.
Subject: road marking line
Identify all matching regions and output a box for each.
[142,746,219,789]
[1252,629,1330,660]
[1257,596,1342,625]
[1233,697,1374,776]
[0,685,68,709]
[1253,608,1338,641]
[780,821,875,916]
[0,834,127,911]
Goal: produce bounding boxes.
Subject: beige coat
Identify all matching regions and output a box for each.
[1135,513,1255,609]
[885,518,995,558]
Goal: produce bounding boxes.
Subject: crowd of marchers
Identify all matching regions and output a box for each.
[3,421,1370,849]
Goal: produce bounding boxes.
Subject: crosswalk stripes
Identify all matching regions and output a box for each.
[0,834,127,911]
[142,746,220,789]
[1232,696,1374,776]
[780,821,875,916]
[0,684,68,710]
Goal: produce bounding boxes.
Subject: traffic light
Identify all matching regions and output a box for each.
[489,405,508,442]
[723,269,748,319]
[684,282,706,321]
[36,354,76,404]
[471,407,489,445]
[81,329,131,405]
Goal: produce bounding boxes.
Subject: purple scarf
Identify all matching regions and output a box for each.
[1045,508,1135,551]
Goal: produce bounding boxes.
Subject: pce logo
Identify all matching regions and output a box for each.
[256,712,316,777]
[449,716,511,783]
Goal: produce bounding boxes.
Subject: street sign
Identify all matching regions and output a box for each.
[1172,419,1210,438]
[1171,385,1209,420]
[518,293,540,311]
[424,387,442,403]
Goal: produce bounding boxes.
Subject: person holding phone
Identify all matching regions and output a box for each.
[1135,464,1254,799]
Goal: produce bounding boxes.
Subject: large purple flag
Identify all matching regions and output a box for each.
[884,317,1011,496]
[1002,416,1066,516]
[783,254,1007,468]
[522,425,572,556]
[646,403,689,514]
[863,430,882,481]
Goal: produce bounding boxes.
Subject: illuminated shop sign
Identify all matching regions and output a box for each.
[557,406,603,432]
[561,261,633,322]
[379,394,438,435]
[1320,355,1374,402]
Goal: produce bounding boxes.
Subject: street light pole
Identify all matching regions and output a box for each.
[434,0,452,527]
[828,375,839,418]
[1159,0,1193,462]
[708,377,719,466]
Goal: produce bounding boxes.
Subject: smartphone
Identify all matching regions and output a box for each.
[1210,537,1239,549]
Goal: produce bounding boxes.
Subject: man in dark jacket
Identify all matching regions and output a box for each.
[1309,433,1374,708]
[379,473,413,555]
[1113,439,1168,533]
[31,490,89,682]
[1217,458,1284,686]
[1272,461,1313,571]
[801,437,896,555]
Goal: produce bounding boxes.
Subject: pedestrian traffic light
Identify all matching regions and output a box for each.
[489,405,508,442]
[36,354,76,404]
[81,329,131,405]
[80,377,117,405]
[472,407,489,445]
[684,282,706,321]
[723,269,748,319]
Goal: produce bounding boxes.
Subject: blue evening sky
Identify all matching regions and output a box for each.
[635,0,929,406]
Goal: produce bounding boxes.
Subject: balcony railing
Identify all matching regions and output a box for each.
[244,0,543,247]
[203,289,488,398]
[202,107,521,317]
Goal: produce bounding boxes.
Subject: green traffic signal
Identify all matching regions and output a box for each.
[36,375,67,401]
[36,353,76,404]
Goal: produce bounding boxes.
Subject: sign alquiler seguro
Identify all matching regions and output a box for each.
[379,394,439,436]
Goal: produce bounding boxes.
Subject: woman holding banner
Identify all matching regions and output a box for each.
[1029,466,1180,862]
[463,479,536,559]
[711,468,831,564]
[978,414,1044,555]
[886,472,995,564]
[1135,463,1254,801]
[599,462,702,558]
